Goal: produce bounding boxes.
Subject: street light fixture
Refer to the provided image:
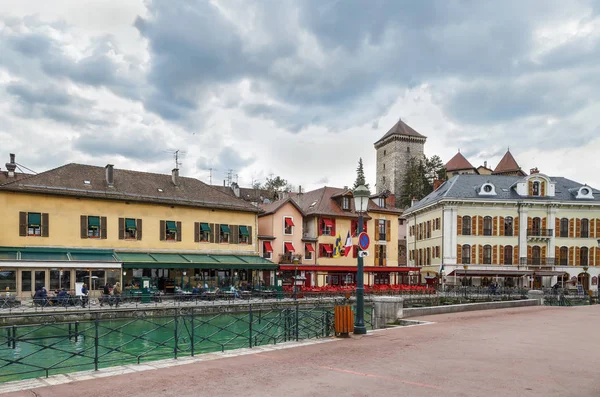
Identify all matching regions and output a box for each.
[463,264,469,297]
[353,184,370,335]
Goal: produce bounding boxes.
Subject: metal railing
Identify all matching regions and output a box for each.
[278,253,303,264]
[518,257,556,266]
[0,302,373,382]
[527,229,553,237]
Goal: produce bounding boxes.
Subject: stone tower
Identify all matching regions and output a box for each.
[374,118,427,202]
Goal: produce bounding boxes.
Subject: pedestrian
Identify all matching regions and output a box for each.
[81,283,89,307]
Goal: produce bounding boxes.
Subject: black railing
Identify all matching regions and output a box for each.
[527,229,553,237]
[278,253,302,264]
[0,302,374,382]
[519,257,556,266]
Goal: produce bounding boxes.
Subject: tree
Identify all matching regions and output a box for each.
[353,158,370,190]
[398,155,447,208]
[263,176,292,193]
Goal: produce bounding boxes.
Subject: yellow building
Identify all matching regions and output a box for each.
[0,161,275,296]
[278,186,412,287]
[405,170,600,291]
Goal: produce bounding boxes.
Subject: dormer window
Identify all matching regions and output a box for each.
[377,197,385,208]
[342,197,350,210]
[575,186,594,199]
[532,181,540,196]
[478,183,496,196]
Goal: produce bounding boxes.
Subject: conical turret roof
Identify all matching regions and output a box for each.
[493,150,524,175]
[445,151,475,171]
[374,119,426,145]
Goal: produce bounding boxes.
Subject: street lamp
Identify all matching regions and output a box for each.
[463,264,469,297]
[353,184,370,335]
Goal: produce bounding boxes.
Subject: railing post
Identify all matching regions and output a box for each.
[325,310,331,337]
[11,325,16,349]
[68,323,72,341]
[190,311,195,357]
[174,313,178,359]
[295,302,299,342]
[94,314,99,371]
[249,304,253,348]
[75,321,79,342]
[6,328,10,348]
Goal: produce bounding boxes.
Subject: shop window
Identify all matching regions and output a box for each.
[0,271,16,292]
[21,271,31,293]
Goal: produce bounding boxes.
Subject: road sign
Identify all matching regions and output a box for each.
[358,232,370,250]
[358,251,369,258]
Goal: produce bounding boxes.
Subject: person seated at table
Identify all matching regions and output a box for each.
[192,285,200,295]
[81,283,89,307]
[57,288,68,307]
[34,287,49,306]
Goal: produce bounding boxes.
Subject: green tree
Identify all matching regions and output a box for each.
[263,175,292,193]
[398,155,447,208]
[353,157,370,190]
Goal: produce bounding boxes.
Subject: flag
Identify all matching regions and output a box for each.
[333,233,343,258]
[344,231,353,257]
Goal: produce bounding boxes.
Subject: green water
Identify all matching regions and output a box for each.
[0,307,360,382]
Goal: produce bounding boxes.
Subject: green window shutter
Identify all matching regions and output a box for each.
[41,213,49,237]
[137,219,143,240]
[19,212,27,236]
[81,215,88,239]
[239,226,249,236]
[166,221,177,232]
[118,218,125,240]
[176,221,182,241]
[200,223,211,232]
[28,213,41,227]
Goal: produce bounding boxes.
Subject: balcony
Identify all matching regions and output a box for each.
[278,253,303,265]
[527,229,553,240]
[519,257,556,267]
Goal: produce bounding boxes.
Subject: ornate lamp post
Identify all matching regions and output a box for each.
[463,264,469,297]
[353,184,370,335]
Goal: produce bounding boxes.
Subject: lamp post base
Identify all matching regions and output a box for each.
[353,325,367,335]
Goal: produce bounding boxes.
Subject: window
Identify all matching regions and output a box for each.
[377,197,385,208]
[21,271,31,292]
[378,219,386,241]
[165,220,178,241]
[320,244,333,258]
[504,217,513,236]
[27,212,41,236]
[462,216,471,235]
[580,247,589,267]
[35,270,45,291]
[483,245,492,264]
[532,181,540,196]
[0,271,16,292]
[483,216,492,236]
[581,219,589,238]
[305,244,314,260]
[532,246,541,266]
[220,224,231,243]
[532,217,541,235]
[199,223,211,242]
[504,246,513,265]
[125,218,137,239]
[239,225,250,244]
[462,245,471,265]
[88,216,100,238]
[263,241,273,259]
[426,221,431,238]
[50,270,70,291]
[342,197,350,210]
[484,185,492,193]
[284,217,294,234]
[560,218,569,238]
[382,176,386,185]
[560,246,568,266]
[320,218,334,236]
[435,218,440,230]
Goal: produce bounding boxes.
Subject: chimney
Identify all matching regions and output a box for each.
[172,168,179,186]
[105,164,114,187]
[231,182,240,197]
[223,180,226,187]
[433,179,443,190]
[343,186,348,191]
[5,153,17,177]
[484,161,487,168]
[530,167,540,174]
[411,196,418,207]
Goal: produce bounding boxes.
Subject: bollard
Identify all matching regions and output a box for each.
[248,305,253,348]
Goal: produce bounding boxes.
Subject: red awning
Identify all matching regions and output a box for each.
[305,243,315,252]
[322,219,334,227]
[264,241,273,253]
[284,242,295,252]
[285,218,295,227]
[279,265,419,273]
[322,244,333,253]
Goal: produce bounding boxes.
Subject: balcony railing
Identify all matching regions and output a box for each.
[278,253,303,265]
[527,229,553,237]
[519,257,556,266]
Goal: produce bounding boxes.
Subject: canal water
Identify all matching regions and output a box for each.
[1,307,368,382]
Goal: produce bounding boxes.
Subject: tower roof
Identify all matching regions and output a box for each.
[493,150,524,175]
[445,151,476,171]
[374,119,426,146]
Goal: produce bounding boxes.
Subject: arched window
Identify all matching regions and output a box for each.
[462,244,471,264]
[532,217,541,236]
[581,219,589,238]
[532,181,540,196]
[532,246,541,266]
[580,247,589,267]
[462,216,471,235]
[560,246,568,266]
[504,216,513,236]
[483,245,492,264]
[483,216,492,236]
[560,218,569,238]
[504,246,513,265]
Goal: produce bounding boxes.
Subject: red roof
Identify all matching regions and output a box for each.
[445,151,475,171]
[493,150,524,175]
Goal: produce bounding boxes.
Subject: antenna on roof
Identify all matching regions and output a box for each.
[208,168,218,185]
[165,149,186,170]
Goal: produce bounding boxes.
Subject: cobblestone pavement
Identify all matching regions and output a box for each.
[4,306,599,397]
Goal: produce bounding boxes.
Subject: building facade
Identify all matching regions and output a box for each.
[405,171,600,291]
[0,161,275,296]
[374,119,427,203]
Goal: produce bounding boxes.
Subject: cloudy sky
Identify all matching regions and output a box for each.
[1,0,599,192]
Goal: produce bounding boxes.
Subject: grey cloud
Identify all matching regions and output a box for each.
[196,146,255,172]
[73,129,165,161]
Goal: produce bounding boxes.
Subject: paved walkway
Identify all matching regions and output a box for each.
[4,306,599,397]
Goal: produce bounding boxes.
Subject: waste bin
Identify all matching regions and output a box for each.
[334,305,354,336]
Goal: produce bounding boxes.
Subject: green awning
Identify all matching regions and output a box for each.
[239,226,249,236]
[0,247,117,263]
[88,216,100,228]
[200,223,211,232]
[69,252,117,262]
[166,221,177,232]
[21,252,70,261]
[220,224,231,233]
[125,218,137,230]
[116,252,277,270]
[28,213,41,227]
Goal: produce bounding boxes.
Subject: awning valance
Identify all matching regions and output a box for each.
[220,224,231,234]
[285,218,295,227]
[305,243,314,252]
[117,252,277,270]
[284,242,295,252]
[125,218,137,230]
[264,241,273,253]
[239,225,249,236]
[200,223,211,232]
[88,216,100,228]
[166,221,177,232]
[0,247,118,266]
[322,244,333,254]
[28,213,41,227]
